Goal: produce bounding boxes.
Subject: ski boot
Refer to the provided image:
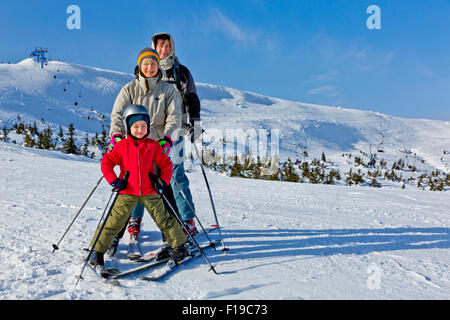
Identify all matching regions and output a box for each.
[128,217,142,238]
[170,243,189,264]
[183,219,198,236]
[106,235,120,257]
[88,251,108,277]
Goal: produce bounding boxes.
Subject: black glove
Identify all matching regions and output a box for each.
[189,121,203,143]
[111,178,127,192]
[149,172,168,194]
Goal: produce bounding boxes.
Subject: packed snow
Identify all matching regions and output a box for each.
[0,59,449,300]
[0,141,448,299]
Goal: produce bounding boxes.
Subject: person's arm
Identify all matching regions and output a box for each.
[163,85,182,140]
[180,65,201,126]
[101,143,123,184]
[153,143,173,185]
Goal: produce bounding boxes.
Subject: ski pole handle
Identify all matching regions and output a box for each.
[123,170,130,182]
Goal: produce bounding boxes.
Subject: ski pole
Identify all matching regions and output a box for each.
[52,175,103,253]
[160,191,218,275]
[193,142,229,252]
[150,172,218,275]
[76,171,129,285]
[172,176,217,250]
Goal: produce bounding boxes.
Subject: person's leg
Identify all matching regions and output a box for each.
[170,136,196,222]
[90,195,139,253]
[140,193,186,249]
[128,202,145,238]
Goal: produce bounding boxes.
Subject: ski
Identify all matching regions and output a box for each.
[135,225,218,262]
[140,242,218,281]
[110,239,219,279]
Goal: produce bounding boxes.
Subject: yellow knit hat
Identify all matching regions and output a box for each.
[137,48,160,69]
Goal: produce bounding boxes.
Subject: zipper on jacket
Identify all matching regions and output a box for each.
[136,140,142,196]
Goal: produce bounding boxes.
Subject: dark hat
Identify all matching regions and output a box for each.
[127,114,149,129]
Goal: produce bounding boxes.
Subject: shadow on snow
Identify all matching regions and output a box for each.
[218,227,450,259]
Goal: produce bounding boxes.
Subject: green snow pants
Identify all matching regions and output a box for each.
[90,193,187,254]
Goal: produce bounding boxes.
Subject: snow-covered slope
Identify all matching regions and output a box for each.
[0,59,449,300]
[0,141,448,299]
[1,59,450,173]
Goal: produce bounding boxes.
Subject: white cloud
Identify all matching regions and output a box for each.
[212,9,248,42]
[308,85,338,97]
[206,8,276,51]
[311,70,340,83]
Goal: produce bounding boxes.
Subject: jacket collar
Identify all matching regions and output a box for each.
[137,71,161,93]
[126,135,146,145]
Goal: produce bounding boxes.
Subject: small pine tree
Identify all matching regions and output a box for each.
[369,177,381,188]
[354,156,365,167]
[37,125,54,149]
[300,161,310,181]
[98,125,108,154]
[58,125,64,141]
[15,121,25,135]
[230,155,244,177]
[24,131,35,148]
[62,123,78,154]
[283,159,299,182]
[32,121,39,136]
[1,125,9,141]
[81,133,90,156]
[91,132,99,147]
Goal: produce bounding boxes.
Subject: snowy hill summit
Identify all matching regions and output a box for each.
[1,58,449,189]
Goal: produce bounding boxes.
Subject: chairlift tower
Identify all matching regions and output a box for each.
[29,47,48,68]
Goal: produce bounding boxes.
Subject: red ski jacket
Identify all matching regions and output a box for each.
[101,136,173,196]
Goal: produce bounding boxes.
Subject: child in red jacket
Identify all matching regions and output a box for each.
[89,105,187,275]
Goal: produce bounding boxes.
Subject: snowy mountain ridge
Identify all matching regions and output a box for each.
[1,58,449,174]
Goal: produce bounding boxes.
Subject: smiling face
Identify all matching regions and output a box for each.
[130,120,148,139]
[155,39,171,60]
[140,58,159,78]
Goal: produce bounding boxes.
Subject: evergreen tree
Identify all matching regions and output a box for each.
[300,161,310,181]
[91,132,99,147]
[62,123,78,154]
[32,121,39,136]
[98,125,108,154]
[37,125,54,149]
[58,125,64,141]
[230,155,244,177]
[1,125,9,141]
[81,133,90,156]
[369,177,381,188]
[15,120,25,135]
[283,159,299,182]
[24,130,35,148]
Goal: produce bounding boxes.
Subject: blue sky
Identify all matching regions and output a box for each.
[1,0,449,120]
